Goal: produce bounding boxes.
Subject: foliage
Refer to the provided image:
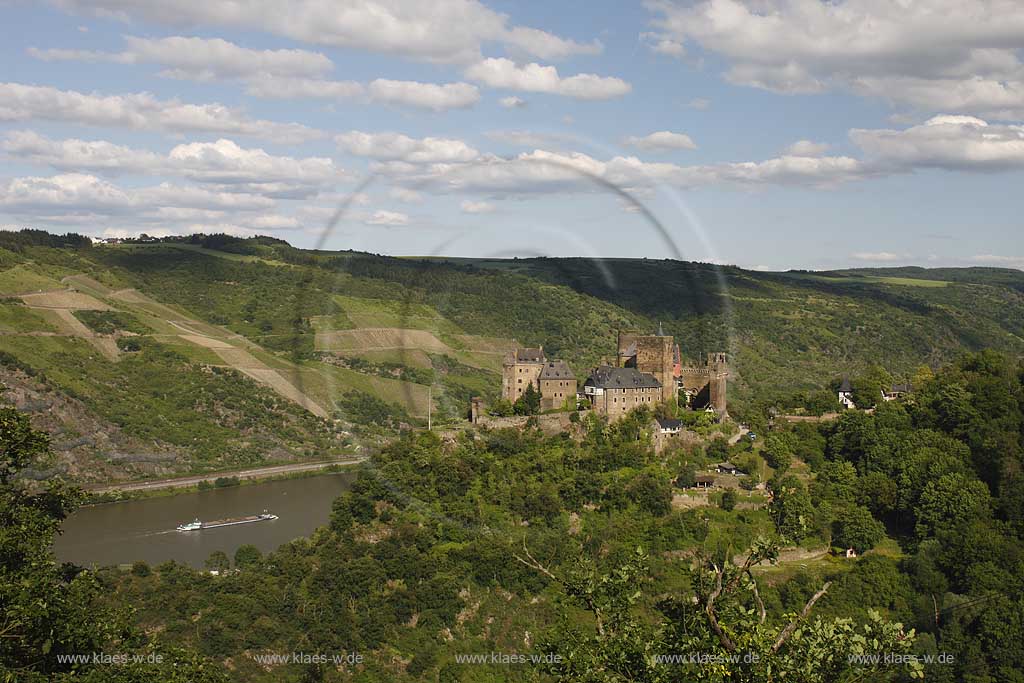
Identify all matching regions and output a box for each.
[0,405,226,683]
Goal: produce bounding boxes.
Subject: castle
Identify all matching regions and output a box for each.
[501,347,577,411]
[499,327,728,421]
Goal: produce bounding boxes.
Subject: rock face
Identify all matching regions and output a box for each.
[0,367,186,484]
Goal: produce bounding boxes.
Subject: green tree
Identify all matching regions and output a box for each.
[513,382,541,415]
[832,505,885,553]
[528,540,921,683]
[233,544,263,570]
[769,475,813,542]
[0,406,226,683]
[719,488,738,511]
[915,473,992,539]
[204,551,230,573]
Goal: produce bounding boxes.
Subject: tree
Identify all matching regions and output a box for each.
[489,398,514,417]
[915,473,992,539]
[763,432,795,472]
[521,539,921,683]
[513,382,541,415]
[675,462,697,489]
[719,488,738,511]
[0,406,227,683]
[769,475,813,541]
[851,364,893,409]
[204,551,230,573]
[832,505,885,553]
[234,544,263,570]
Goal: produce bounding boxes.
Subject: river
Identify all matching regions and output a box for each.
[53,472,356,569]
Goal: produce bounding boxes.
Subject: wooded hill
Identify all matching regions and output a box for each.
[1,229,1022,483]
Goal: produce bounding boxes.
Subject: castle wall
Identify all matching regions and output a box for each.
[501,361,543,402]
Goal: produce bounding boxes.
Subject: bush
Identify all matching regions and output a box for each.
[719,488,738,511]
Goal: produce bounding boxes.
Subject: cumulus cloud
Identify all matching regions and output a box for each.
[0,172,274,218]
[465,58,631,100]
[388,187,423,203]
[29,36,480,111]
[244,75,478,111]
[850,115,1024,171]
[3,132,344,196]
[367,79,479,111]
[499,96,527,108]
[0,82,321,143]
[390,147,866,196]
[785,140,831,157]
[364,210,409,226]
[30,35,333,80]
[851,251,906,262]
[624,131,697,151]
[53,0,600,64]
[336,131,479,163]
[460,199,494,213]
[645,0,1024,118]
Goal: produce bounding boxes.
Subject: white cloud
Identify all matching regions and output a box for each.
[389,187,423,203]
[0,83,321,143]
[30,35,333,81]
[640,32,685,57]
[0,173,274,218]
[3,132,344,196]
[367,79,479,111]
[499,96,527,109]
[465,58,631,100]
[969,254,1024,269]
[364,210,409,226]
[460,199,494,213]
[394,147,867,195]
[624,131,697,151]
[243,76,365,100]
[646,0,1024,117]
[850,115,1024,171]
[53,0,600,64]
[2,130,160,174]
[336,131,479,163]
[785,140,831,157]
[29,36,479,111]
[851,251,906,262]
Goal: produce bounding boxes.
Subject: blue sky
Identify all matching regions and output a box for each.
[2,0,1023,270]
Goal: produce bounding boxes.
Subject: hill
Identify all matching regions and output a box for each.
[1,229,1023,483]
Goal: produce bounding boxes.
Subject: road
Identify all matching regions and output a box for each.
[87,458,365,494]
[728,427,750,445]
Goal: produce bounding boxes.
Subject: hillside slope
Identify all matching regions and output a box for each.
[2,230,1023,483]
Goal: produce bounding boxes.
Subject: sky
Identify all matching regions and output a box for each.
[1,0,1023,271]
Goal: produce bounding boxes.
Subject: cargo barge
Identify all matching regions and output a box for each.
[176,511,278,532]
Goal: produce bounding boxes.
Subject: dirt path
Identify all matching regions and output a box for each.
[85,458,364,494]
[20,293,121,361]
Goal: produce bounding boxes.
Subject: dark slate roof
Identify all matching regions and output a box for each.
[655,417,683,430]
[515,347,545,362]
[717,462,738,471]
[539,360,575,380]
[890,383,913,393]
[695,475,717,484]
[839,376,852,392]
[584,365,661,389]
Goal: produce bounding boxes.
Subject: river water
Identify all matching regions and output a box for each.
[53,472,356,569]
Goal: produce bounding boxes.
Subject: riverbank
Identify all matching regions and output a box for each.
[84,458,364,504]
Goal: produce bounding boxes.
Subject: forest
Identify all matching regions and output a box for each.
[3,349,1022,682]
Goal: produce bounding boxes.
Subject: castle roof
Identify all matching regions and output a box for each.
[655,417,683,430]
[839,376,852,392]
[584,365,661,390]
[514,347,545,362]
[539,360,575,380]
